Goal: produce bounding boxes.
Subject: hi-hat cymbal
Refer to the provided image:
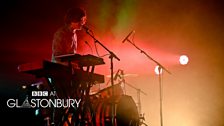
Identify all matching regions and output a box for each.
[106,73,138,78]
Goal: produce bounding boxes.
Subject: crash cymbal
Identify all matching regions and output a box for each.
[106,73,138,78]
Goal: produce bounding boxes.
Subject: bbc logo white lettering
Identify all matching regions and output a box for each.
[32,91,48,97]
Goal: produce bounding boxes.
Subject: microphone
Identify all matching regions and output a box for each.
[82,25,94,35]
[82,25,89,31]
[122,30,135,43]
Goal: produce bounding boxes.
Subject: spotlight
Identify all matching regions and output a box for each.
[179,55,189,65]
[155,65,163,75]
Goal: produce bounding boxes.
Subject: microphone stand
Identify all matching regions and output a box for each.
[85,29,120,126]
[126,39,171,74]
[125,39,171,126]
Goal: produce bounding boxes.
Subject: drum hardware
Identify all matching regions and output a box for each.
[139,113,148,126]
[117,70,148,126]
[105,69,138,94]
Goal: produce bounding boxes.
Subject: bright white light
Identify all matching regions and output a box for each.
[155,65,163,75]
[179,55,189,65]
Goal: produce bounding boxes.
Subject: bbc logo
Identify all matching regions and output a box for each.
[32,91,48,96]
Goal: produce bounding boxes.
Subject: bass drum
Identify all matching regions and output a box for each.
[92,95,139,126]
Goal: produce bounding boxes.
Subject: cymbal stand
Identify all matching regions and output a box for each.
[119,71,148,125]
[124,38,171,126]
[84,28,120,126]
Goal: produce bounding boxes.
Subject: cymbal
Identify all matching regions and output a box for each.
[106,73,138,78]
